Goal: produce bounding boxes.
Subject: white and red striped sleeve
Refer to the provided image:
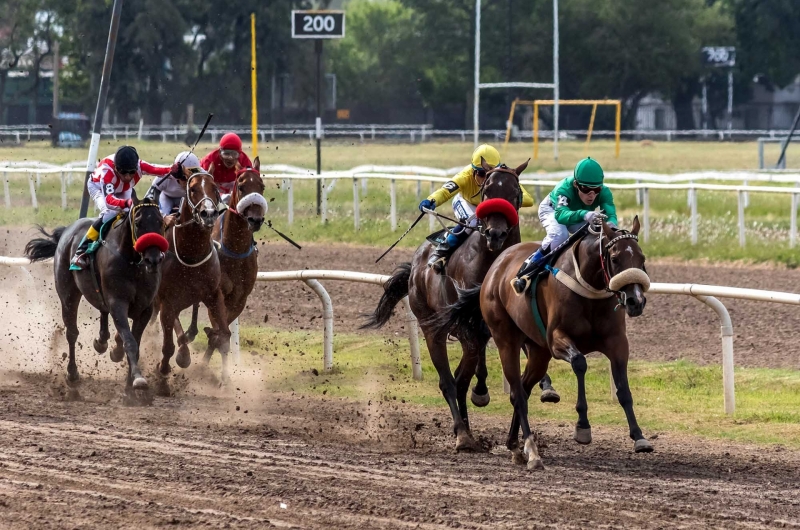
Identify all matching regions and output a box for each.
[140,160,171,176]
[100,172,128,209]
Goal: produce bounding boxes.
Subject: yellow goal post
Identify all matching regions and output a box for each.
[502,99,621,159]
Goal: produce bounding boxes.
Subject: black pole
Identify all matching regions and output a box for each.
[315,39,322,216]
[78,0,124,219]
[776,104,800,169]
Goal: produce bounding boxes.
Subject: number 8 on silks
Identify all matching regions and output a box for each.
[69,146,175,271]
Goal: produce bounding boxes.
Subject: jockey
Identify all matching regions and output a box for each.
[69,145,174,271]
[512,156,618,294]
[418,144,534,272]
[154,151,202,220]
[201,132,252,201]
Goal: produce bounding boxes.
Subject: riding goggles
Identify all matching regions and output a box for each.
[220,149,239,160]
[117,168,138,176]
[577,183,602,194]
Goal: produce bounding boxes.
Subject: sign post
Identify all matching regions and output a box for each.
[251,13,258,158]
[292,10,345,217]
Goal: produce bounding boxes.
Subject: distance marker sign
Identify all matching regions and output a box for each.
[292,11,345,39]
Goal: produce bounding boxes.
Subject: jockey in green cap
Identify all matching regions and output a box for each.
[512,157,618,294]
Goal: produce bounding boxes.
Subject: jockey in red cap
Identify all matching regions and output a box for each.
[200,132,253,200]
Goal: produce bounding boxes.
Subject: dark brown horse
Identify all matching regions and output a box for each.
[182,158,267,362]
[364,158,546,451]
[24,197,167,400]
[437,218,651,469]
[155,170,231,385]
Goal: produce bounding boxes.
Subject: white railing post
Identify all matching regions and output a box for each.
[737,191,746,247]
[643,187,650,243]
[36,172,41,189]
[401,296,423,381]
[690,185,697,245]
[303,279,334,371]
[390,178,397,231]
[791,193,798,248]
[28,174,38,211]
[3,172,10,208]
[635,179,642,205]
[362,177,368,195]
[693,295,735,415]
[416,179,421,201]
[60,171,67,210]
[743,179,749,209]
[287,178,294,225]
[231,318,240,365]
[353,177,360,230]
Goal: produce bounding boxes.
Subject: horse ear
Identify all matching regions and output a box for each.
[480,156,493,172]
[631,215,641,236]
[131,188,140,206]
[207,162,215,176]
[602,218,615,239]
[253,156,260,172]
[515,158,530,176]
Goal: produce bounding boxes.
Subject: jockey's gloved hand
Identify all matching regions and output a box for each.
[418,199,436,212]
[124,199,133,210]
[584,211,607,225]
[169,162,182,177]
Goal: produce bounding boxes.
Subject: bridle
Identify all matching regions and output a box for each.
[102,203,164,266]
[589,223,643,308]
[476,164,522,235]
[174,171,224,228]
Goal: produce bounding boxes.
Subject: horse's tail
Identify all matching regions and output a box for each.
[426,283,490,343]
[24,225,66,262]
[360,262,411,330]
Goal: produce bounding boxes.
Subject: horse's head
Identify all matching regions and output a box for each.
[232,157,267,232]
[602,216,649,317]
[184,169,222,228]
[475,157,529,252]
[130,196,168,274]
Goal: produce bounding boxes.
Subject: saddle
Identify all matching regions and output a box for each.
[86,215,123,257]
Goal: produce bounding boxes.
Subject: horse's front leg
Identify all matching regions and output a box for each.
[173,315,192,369]
[108,299,147,391]
[93,311,110,354]
[538,373,561,403]
[185,303,200,343]
[602,334,653,453]
[551,328,591,445]
[158,303,177,376]
[204,289,230,383]
[470,342,490,408]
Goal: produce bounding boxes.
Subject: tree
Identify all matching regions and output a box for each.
[0,1,36,122]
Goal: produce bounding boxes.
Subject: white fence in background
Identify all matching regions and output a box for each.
[2,256,799,414]
[3,162,800,247]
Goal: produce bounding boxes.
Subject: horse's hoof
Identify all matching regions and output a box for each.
[634,439,654,453]
[527,457,545,471]
[540,389,561,403]
[176,346,192,369]
[110,345,124,363]
[66,373,80,387]
[470,388,490,408]
[154,377,171,398]
[132,376,148,390]
[455,431,481,453]
[123,388,153,407]
[93,339,108,354]
[185,328,198,343]
[574,426,592,445]
[64,388,82,402]
[158,360,172,376]
[510,448,526,466]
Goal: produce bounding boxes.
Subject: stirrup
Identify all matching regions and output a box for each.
[511,275,531,295]
[428,255,447,273]
[69,254,88,271]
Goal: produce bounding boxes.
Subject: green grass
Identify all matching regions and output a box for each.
[221,325,800,448]
[3,139,800,265]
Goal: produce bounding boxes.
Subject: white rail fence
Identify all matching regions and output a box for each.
[4,162,800,247]
[2,256,800,414]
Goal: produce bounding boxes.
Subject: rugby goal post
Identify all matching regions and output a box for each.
[503,99,621,159]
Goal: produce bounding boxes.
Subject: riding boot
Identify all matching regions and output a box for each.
[69,218,103,271]
[511,248,549,294]
[427,226,466,273]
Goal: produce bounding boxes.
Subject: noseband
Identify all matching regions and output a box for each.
[102,203,168,266]
[590,224,650,308]
[177,172,223,227]
[476,165,522,236]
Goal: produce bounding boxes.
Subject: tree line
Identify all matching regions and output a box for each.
[1,0,798,129]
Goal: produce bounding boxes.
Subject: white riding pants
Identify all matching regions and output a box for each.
[159,193,182,216]
[452,193,479,232]
[538,196,584,251]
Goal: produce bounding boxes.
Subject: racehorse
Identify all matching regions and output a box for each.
[363,158,555,451]
[154,170,231,386]
[181,158,267,362]
[24,196,168,400]
[435,217,651,469]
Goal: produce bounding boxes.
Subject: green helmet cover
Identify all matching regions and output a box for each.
[574,157,604,186]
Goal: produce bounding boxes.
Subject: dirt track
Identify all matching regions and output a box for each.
[2,232,800,527]
[1,372,799,529]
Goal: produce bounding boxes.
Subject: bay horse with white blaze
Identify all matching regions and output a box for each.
[24,197,168,400]
[364,158,556,451]
[154,169,231,386]
[435,218,651,469]
[182,158,267,362]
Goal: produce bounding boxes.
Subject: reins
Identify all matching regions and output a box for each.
[170,172,221,267]
[588,224,642,309]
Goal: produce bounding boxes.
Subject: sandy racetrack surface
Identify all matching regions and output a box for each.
[2,231,800,528]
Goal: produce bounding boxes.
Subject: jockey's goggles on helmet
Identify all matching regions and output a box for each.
[577,183,601,194]
[220,149,239,160]
[117,168,137,176]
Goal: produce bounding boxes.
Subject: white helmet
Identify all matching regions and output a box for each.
[174,151,200,168]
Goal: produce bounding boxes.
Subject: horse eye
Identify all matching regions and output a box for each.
[611,255,620,264]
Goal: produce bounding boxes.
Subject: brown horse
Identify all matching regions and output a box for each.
[364,158,552,452]
[182,158,267,362]
[436,218,651,469]
[24,197,168,401]
[154,170,231,385]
